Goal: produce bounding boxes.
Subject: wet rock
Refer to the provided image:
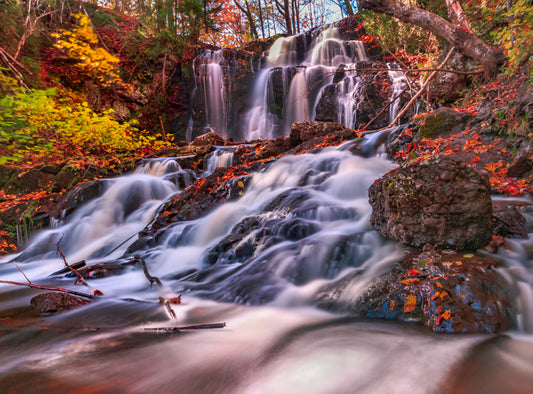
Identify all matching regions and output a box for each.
[492,200,528,239]
[190,131,227,146]
[256,137,291,159]
[369,155,493,250]
[428,53,476,105]
[30,292,90,314]
[357,251,512,333]
[314,85,339,123]
[66,262,126,279]
[148,168,251,233]
[289,121,350,145]
[507,153,533,178]
[62,180,105,217]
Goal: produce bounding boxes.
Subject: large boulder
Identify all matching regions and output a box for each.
[369,155,493,250]
[357,250,512,333]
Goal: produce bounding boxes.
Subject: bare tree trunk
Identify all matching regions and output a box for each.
[344,0,355,16]
[258,0,266,38]
[275,0,293,35]
[359,0,505,75]
[234,0,259,38]
[445,0,472,32]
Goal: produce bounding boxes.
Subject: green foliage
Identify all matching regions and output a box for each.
[494,0,533,78]
[359,10,439,56]
[0,75,163,165]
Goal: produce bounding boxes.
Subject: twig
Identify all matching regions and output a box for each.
[12,261,32,284]
[0,279,95,299]
[56,236,89,287]
[159,115,167,141]
[324,66,482,76]
[159,296,177,320]
[134,256,163,288]
[103,232,138,257]
[143,323,226,332]
[389,48,455,127]
[362,88,407,130]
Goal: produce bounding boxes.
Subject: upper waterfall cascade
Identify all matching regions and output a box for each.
[188,22,408,142]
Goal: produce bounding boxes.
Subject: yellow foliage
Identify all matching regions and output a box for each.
[52,14,121,86]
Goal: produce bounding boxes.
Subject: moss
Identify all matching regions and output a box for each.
[419,112,449,138]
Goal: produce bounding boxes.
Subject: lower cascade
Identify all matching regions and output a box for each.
[1,130,533,391]
[1,19,533,394]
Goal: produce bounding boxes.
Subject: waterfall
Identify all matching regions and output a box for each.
[242,25,370,140]
[205,146,236,173]
[2,135,533,391]
[387,63,408,121]
[195,50,228,138]
[187,22,412,141]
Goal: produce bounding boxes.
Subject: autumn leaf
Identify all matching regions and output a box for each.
[404,294,417,313]
[408,268,420,276]
[390,300,395,311]
[436,309,452,326]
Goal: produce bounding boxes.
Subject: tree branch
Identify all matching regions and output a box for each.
[389,48,455,127]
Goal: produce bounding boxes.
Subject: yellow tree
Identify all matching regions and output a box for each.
[51,13,122,86]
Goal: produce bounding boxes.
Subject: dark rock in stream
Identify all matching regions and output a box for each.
[369,155,493,250]
[357,250,513,333]
[190,131,228,146]
[492,200,528,239]
[65,262,126,279]
[30,292,91,314]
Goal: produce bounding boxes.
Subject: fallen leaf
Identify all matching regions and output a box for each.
[390,300,395,311]
[404,294,417,313]
[408,268,420,276]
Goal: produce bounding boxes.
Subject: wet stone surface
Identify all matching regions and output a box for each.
[369,155,493,250]
[30,292,91,315]
[357,250,512,334]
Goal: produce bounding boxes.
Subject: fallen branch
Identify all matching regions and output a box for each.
[159,296,177,320]
[143,323,226,332]
[57,236,89,287]
[12,261,32,284]
[134,256,163,288]
[0,279,95,299]
[362,88,407,130]
[389,48,455,127]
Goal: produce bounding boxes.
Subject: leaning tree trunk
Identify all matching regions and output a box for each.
[359,0,505,75]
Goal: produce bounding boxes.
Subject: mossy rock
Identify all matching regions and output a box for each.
[417,107,472,138]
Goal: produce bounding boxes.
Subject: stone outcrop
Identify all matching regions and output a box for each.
[357,250,512,333]
[369,155,493,250]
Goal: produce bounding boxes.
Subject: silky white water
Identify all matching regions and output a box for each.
[1,137,533,392]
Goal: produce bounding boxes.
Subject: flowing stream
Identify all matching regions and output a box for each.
[2,22,533,393]
[1,138,533,392]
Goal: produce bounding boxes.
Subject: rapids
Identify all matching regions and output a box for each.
[1,138,533,392]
